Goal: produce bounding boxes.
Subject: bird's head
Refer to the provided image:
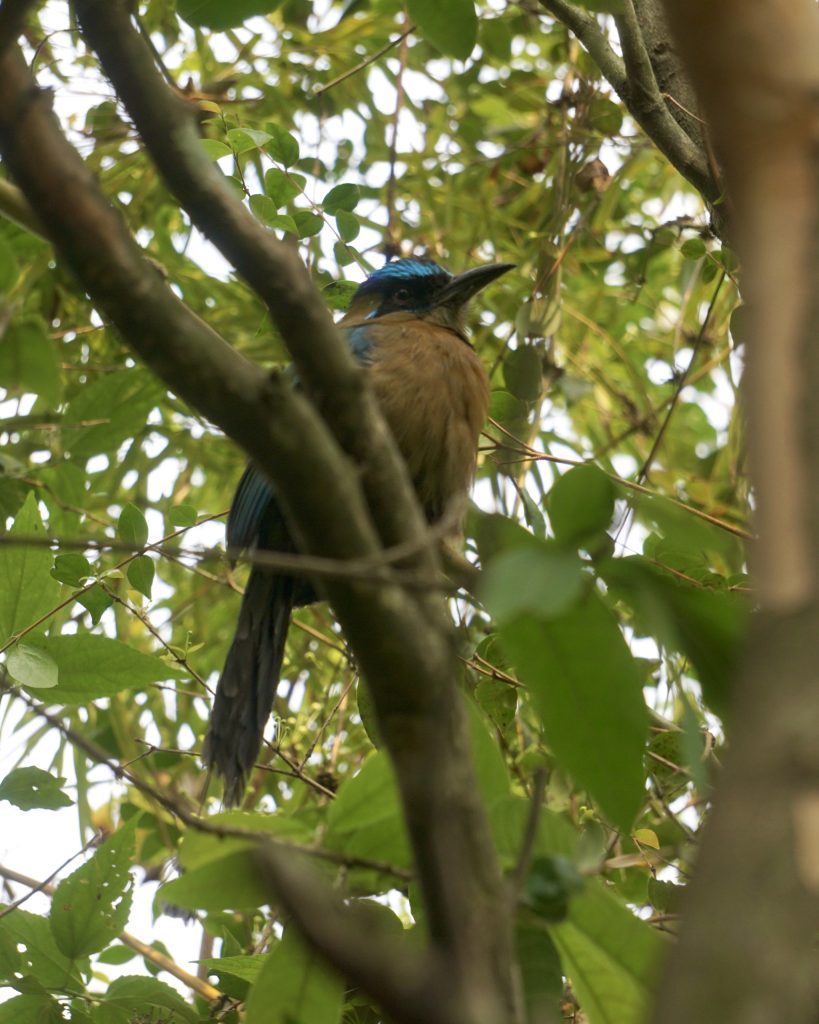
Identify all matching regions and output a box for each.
[345,258,514,337]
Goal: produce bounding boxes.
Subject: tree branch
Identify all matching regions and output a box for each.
[252,845,465,1024]
[538,0,718,204]
[0,0,37,55]
[629,0,707,153]
[613,0,716,201]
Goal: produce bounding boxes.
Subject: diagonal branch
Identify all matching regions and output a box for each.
[537,0,629,95]
[538,0,718,205]
[251,846,465,1024]
[613,0,717,202]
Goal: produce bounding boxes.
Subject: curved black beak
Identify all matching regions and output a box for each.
[433,262,515,309]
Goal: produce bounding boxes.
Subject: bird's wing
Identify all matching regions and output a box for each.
[226,324,374,555]
[226,463,275,554]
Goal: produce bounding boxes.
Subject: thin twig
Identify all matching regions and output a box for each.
[314,25,414,96]
[509,769,547,899]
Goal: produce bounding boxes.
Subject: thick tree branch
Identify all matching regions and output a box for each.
[0,0,37,55]
[629,0,706,154]
[252,846,466,1024]
[0,36,516,1024]
[613,0,716,202]
[538,0,718,205]
[650,2,819,1021]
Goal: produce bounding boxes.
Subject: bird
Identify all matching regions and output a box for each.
[203,257,513,804]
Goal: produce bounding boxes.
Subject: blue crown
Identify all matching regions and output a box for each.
[355,258,451,295]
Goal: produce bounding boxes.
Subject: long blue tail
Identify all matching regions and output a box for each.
[203,566,296,805]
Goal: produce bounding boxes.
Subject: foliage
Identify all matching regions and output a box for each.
[0,0,748,1021]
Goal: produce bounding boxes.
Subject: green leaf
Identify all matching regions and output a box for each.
[500,591,648,831]
[0,995,62,1024]
[199,953,266,985]
[482,543,586,623]
[549,464,616,545]
[165,811,313,911]
[51,553,93,587]
[177,810,313,871]
[516,921,563,1021]
[600,556,747,717]
[0,234,19,291]
[0,492,60,646]
[249,193,276,223]
[266,213,299,235]
[246,927,344,1024]
[161,849,271,911]
[325,752,411,868]
[76,587,112,626]
[335,210,360,242]
[264,167,303,207]
[466,696,511,804]
[24,634,185,703]
[96,943,137,965]
[50,826,135,959]
[322,183,360,214]
[264,124,300,167]
[62,368,163,459]
[474,677,517,734]
[292,211,324,238]
[200,139,232,159]
[168,504,197,528]
[681,236,706,259]
[6,643,58,689]
[356,677,382,748]
[95,975,197,1024]
[0,908,84,992]
[550,882,666,1024]
[0,766,72,810]
[408,0,478,60]
[521,855,584,922]
[127,555,155,599]
[178,0,282,29]
[0,318,61,406]
[503,345,543,402]
[117,503,149,548]
[489,795,577,868]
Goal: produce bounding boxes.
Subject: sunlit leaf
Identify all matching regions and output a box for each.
[0,493,60,646]
[0,766,72,810]
[500,592,648,831]
[408,0,478,60]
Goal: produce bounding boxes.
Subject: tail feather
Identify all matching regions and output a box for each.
[203,567,296,805]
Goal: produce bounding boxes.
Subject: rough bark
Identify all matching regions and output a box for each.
[651,2,819,1021]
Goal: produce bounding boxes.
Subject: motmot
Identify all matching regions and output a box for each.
[203,257,513,804]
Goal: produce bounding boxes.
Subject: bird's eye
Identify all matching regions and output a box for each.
[394,287,410,303]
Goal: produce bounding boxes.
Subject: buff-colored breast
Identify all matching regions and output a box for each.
[363,315,490,523]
